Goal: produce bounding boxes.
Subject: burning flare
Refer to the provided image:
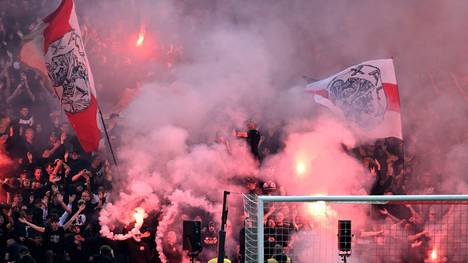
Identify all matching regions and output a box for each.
[305,194,337,223]
[294,153,316,178]
[136,32,145,46]
[431,248,438,261]
[100,207,148,241]
[307,201,327,218]
[136,23,146,47]
[133,207,146,225]
[296,161,307,176]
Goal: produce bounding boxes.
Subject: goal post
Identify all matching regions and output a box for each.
[243,195,468,263]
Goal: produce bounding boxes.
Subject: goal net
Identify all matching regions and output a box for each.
[243,195,468,263]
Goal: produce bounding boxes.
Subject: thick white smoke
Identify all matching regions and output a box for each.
[260,117,369,196]
[155,190,222,263]
[60,0,468,260]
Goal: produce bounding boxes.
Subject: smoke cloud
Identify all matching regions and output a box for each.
[46,0,468,260]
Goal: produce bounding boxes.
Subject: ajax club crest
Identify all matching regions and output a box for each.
[327,64,388,128]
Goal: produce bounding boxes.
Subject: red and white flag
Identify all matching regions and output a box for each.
[20,0,100,152]
[305,59,402,139]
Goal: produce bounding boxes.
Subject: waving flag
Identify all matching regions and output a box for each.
[20,0,100,152]
[306,59,402,139]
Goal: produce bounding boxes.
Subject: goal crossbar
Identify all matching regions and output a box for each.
[256,195,468,263]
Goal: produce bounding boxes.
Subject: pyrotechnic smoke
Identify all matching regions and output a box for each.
[100,207,147,241]
[60,0,468,260]
[98,123,258,256]
[1,0,466,260]
[293,230,365,263]
[260,117,369,196]
[155,190,222,263]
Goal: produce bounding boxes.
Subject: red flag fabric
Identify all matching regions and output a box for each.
[305,59,402,139]
[20,0,100,152]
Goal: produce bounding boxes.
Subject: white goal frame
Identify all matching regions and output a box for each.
[256,195,468,263]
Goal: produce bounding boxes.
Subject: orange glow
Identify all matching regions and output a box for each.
[136,32,145,46]
[431,249,437,261]
[305,193,337,223]
[307,201,327,218]
[133,207,146,225]
[294,153,317,178]
[102,207,148,241]
[296,161,307,176]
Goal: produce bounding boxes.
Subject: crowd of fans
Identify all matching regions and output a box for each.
[239,135,462,263]
[0,1,462,263]
[0,1,158,263]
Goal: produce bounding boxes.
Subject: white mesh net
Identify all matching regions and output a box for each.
[243,195,468,263]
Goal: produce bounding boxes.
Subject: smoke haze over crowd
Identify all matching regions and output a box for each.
[71,0,468,174]
[77,0,468,259]
[74,0,468,199]
[1,0,467,261]
[67,0,468,251]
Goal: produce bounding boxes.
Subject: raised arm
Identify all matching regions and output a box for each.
[405,204,423,225]
[48,142,63,157]
[18,217,45,233]
[6,83,23,103]
[57,193,72,214]
[291,208,301,231]
[23,79,35,102]
[408,230,428,242]
[63,203,86,230]
[263,205,276,224]
[72,169,86,182]
[84,173,92,193]
[379,208,401,223]
[62,162,71,177]
[52,159,63,176]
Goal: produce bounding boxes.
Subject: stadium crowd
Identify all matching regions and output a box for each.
[0,1,461,263]
[247,136,462,263]
[0,1,158,263]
